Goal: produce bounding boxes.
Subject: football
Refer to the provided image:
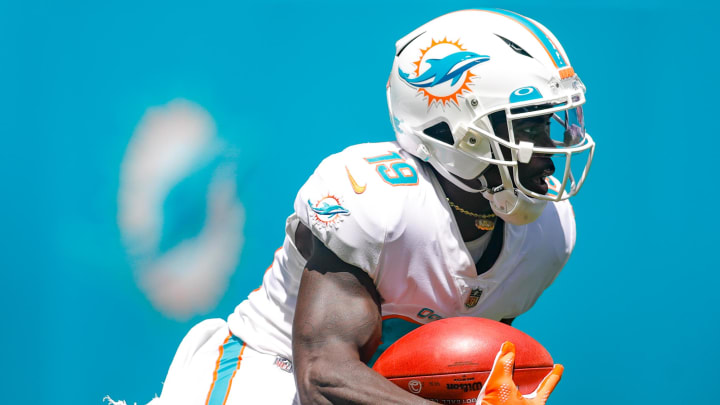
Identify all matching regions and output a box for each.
[372,317,553,402]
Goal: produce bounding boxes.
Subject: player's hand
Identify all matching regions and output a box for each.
[477,341,563,405]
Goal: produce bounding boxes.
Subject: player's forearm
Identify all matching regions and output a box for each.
[296,357,436,405]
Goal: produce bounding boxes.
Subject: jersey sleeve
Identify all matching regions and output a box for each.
[293,145,391,282]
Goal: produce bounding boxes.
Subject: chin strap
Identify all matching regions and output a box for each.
[479,138,547,225]
[482,186,547,225]
[430,162,486,193]
[427,149,546,225]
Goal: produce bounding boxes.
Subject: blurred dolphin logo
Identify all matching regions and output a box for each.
[118,99,244,320]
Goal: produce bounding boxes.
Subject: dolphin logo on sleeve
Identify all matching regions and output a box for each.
[307,194,351,228]
[308,199,350,218]
[399,52,490,88]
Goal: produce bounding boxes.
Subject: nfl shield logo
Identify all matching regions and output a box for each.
[465,288,482,309]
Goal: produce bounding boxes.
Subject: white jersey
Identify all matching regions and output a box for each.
[228,141,575,362]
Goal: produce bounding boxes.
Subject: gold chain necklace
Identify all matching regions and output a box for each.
[446,198,496,231]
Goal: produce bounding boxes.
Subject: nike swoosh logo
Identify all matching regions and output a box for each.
[345,166,367,194]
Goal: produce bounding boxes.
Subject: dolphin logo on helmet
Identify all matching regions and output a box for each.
[387,9,596,226]
[398,51,490,88]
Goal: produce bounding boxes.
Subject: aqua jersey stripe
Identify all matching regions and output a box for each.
[483,8,567,68]
[207,336,244,405]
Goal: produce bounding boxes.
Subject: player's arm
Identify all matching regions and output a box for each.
[292,227,436,405]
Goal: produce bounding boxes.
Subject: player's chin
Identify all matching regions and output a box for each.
[522,176,549,195]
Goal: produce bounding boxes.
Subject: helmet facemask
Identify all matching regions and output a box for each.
[431,94,595,225]
[469,95,595,203]
[386,9,596,224]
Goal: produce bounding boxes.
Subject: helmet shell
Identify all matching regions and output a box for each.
[388,9,578,180]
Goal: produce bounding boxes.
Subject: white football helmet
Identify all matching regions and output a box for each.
[387,9,595,225]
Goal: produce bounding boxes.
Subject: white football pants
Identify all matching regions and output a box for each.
[150,318,299,405]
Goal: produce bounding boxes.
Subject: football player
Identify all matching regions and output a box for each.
[145,8,594,405]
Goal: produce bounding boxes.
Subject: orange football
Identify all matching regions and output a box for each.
[372,317,553,402]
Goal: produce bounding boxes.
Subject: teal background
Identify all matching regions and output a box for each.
[2,1,718,403]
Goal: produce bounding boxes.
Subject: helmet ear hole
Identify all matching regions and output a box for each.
[423,122,454,146]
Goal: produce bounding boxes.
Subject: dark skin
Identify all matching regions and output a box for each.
[293,232,433,404]
[293,115,556,404]
[440,113,556,241]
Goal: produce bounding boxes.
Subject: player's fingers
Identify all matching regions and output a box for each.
[532,364,564,403]
[486,341,516,387]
